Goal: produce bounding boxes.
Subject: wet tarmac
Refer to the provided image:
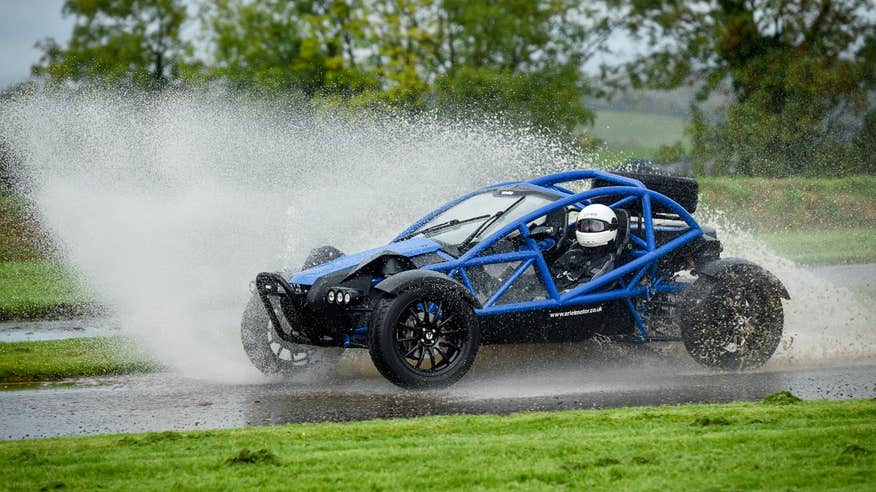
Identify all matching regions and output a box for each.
[2,342,874,440]
[1,262,874,440]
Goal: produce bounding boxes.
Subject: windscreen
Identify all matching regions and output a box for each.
[404,188,557,246]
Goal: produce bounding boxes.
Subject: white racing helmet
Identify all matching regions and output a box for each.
[575,204,617,248]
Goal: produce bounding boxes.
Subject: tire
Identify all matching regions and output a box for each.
[240,294,341,377]
[680,268,784,370]
[368,282,480,389]
[302,245,344,270]
[592,172,698,214]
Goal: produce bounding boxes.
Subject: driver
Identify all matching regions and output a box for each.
[551,204,617,291]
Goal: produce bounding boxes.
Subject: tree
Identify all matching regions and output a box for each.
[33,0,193,90]
[358,0,605,130]
[433,64,593,131]
[36,0,605,135]
[204,0,378,97]
[203,0,603,133]
[608,0,876,175]
[854,108,876,175]
[432,1,602,130]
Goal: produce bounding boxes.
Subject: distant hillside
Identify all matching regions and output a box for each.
[585,86,730,117]
[589,110,689,150]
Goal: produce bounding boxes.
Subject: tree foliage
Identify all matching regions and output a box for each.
[204,0,378,98]
[201,0,604,132]
[28,0,876,172]
[433,64,593,131]
[611,0,876,175]
[854,108,876,174]
[33,0,193,90]
[430,0,602,129]
[26,0,609,134]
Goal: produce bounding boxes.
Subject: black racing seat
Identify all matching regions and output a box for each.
[546,208,579,264]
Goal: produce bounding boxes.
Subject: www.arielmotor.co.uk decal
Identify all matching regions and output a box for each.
[548,305,603,319]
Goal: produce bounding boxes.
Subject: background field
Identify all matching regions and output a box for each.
[1,171,874,320]
[589,110,689,150]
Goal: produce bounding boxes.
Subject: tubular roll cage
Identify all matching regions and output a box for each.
[393,170,703,341]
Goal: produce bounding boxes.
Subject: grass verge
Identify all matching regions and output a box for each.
[0,337,155,383]
[0,260,95,321]
[0,398,873,490]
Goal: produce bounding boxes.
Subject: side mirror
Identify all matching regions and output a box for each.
[529,225,555,240]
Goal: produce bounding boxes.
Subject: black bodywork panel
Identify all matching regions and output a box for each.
[477,300,632,344]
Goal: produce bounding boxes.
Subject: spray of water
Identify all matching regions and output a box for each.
[1,89,583,381]
[698,206,876,366]
[1,89,872,383]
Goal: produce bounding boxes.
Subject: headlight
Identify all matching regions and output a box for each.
[326,287,360,305]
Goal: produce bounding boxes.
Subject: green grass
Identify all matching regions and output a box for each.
[0,337,155,383]
[0,260,94,320]
[0,398,872,491]
[590,110,690,149]
[758,227,876,265]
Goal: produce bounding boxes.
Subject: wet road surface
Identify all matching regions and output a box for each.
[2,342,874,440]
[1,262,874,440]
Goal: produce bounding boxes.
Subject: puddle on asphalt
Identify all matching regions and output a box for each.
[0,317,120,342]
[0,373,146,392]
[0,380,80,392]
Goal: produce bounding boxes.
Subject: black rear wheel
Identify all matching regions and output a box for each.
[681,269,784,370]
[368,283,480,389]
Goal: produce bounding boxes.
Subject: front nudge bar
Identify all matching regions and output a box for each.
[255,272,311,345]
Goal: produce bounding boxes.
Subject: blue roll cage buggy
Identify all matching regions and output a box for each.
[246,168,787,388]
[387,169,699,340]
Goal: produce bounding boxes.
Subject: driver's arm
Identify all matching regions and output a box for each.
[586,254,615,282]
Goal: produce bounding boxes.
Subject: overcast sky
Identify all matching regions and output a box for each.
[0,1,73,88]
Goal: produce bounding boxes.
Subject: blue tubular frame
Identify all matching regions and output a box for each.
[412,170,703,340]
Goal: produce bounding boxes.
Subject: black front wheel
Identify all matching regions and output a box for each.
[368,283,480,389]
[240,294,341,377]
